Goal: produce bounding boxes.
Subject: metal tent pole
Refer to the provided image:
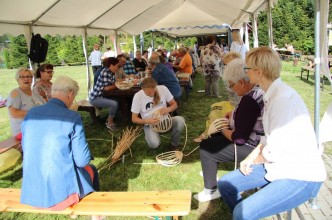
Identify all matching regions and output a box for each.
[266,0,274,48]
[82,28,91,98]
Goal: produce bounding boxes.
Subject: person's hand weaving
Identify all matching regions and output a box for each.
[207,118,229,136]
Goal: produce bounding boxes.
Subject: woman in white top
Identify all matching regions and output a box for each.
[230,29,248,60]
[131,77,185,150]
[218,46,326,220]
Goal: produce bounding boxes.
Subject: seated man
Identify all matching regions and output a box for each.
[149,52,182,102]
[123,53,137,76]
[115,54,127,81]
[133,51,148,72]
[131,77,185,150]
[173,47,193,87]
[20,76,99,212]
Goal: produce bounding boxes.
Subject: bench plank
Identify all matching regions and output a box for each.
[0,188,191,217]
[0,137,21,154]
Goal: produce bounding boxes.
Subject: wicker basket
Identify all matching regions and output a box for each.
[150,111,173,133]
[115,81,134,90]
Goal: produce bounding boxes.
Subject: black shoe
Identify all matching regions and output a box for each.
[169,144,181,151]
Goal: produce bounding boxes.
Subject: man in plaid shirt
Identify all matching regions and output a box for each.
[123,53,137,76]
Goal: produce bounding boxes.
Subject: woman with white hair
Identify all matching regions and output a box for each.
[7,68,45,137]
[218,46,326,220]
[194,58,264,202]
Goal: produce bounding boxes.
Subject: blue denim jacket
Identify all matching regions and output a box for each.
[20,98,94,208]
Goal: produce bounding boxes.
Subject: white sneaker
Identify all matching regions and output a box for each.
[193,189,221,202]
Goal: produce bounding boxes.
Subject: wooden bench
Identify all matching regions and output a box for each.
[0,188,192,219]
[179,78,190,100]
[77,99,99,123]
[0,136,21,154]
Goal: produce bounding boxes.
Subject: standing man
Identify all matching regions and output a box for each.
[89,44,102,78]
[200,36,223,98]
[102,46,116,59]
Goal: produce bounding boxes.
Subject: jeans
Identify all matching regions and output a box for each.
[200,134,253,190]
[90,97,118,118]
[205,75,220,97]
[143,116,185,149]
[218,164,323,220]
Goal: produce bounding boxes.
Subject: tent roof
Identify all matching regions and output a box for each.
[0,0,278,37]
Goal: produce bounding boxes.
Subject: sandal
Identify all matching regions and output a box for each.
[105,123,119,131]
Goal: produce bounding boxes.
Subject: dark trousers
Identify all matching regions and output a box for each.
[199,133,254,190]
[92,65,102,78]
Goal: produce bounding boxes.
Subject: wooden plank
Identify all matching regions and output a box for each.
[0,137,21,154]
[0,188,191,217]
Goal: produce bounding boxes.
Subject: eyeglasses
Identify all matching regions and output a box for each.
[19,75,33,79]
[243,67,252,73]
[43,70,54,74]
[228,82,236,89]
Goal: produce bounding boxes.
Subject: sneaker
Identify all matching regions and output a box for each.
[193,189,221,202]
[105,123,119,131]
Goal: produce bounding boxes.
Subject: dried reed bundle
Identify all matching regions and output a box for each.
[97,126,142,172]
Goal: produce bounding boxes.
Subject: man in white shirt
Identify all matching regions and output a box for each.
[102,47,116,59]
[88,44,102,78]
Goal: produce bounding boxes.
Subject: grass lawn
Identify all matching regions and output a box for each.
[0,60,331,220]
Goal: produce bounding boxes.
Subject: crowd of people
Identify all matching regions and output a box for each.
[4,34,327,220]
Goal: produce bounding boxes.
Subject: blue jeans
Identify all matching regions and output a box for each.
[143,116,185,149]
[90,97,118,118]
[218,164,323,220]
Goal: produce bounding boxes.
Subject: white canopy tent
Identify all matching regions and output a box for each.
[0,0,277,90]
[0,0,276,37]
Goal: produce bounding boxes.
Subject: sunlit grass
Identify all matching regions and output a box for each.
[0,61,331,219]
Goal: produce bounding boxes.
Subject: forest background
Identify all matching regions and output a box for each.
[0,0,332,69]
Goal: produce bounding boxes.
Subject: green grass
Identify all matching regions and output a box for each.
[0,61,331,220]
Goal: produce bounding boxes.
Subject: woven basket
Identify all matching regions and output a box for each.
[150,111,173,133]
[115,82,134,90]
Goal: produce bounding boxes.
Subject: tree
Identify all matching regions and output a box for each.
[5,35,28,68]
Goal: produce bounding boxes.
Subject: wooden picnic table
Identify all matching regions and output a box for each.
[103,86,141,122]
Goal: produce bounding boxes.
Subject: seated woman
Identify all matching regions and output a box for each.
[89,57,119,131]
[33,63,54,101]
[6,68,45,137]
[218,47,326,220]
[21,76,100,218]
[131,77,185,150]
[194,58,264,202]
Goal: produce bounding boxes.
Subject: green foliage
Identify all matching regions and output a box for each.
[5,35,28,68]
[257,0,315,54]
[4,49,10,69]
[44,35,61,65]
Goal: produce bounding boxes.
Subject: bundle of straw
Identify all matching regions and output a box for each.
[97,126,142,172]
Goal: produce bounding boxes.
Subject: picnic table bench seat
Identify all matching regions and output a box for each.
[0,188,192,219]
[0,136,21,154]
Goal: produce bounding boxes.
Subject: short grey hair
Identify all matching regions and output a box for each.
[15,68,33,81]
[222,58,249,84]
[149,52,160,64]
[52,76,79,97]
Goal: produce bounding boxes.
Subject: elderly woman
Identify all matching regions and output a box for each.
[194,58,264,202]
[7,68,45,137]
[218,47,326,220]
[89,57,119,131]
[33,63,54,101]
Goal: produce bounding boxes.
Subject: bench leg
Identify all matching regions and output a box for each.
[300,69,303,80]
[306,70,309,81]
